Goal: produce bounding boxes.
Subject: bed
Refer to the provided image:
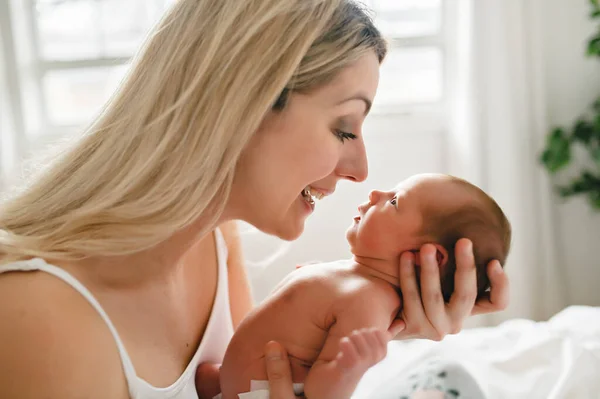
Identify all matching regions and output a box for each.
[353,306,600,399]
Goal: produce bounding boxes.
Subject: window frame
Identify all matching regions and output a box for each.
[367,0,453,125]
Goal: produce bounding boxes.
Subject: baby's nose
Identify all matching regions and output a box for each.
[368,190,384,204]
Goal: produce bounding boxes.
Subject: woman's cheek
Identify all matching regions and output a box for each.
[311,140,343,178]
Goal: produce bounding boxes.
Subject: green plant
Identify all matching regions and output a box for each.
[541,0,600,210]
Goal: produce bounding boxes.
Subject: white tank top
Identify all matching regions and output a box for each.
[0,228,235,399]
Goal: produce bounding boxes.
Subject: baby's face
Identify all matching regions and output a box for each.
[346,175,427,257]
[346,174,462,258]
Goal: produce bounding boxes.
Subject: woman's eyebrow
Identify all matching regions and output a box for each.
[335,94,372,115]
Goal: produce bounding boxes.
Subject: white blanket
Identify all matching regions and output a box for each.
[353,306,600,399]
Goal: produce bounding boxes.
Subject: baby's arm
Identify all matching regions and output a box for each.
[303,290,396,399]
[303,328,390,399]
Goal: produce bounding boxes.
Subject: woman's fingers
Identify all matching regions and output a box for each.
[387,317,406,338]
[393,239,510,341]
[448,239,478,329]
[264,341,301,399]
[487,260,510,309]
[398,251,427,321]
[472,260,509,316]
[394,251,434,339]
[418,244,448,335]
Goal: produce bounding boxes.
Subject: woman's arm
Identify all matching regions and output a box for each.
[219,221,254,329]
[0,272,129,399]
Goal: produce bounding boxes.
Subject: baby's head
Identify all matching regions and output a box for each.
[347,173,511,301]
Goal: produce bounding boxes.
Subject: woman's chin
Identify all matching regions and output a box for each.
[272,220,305,241]
[242,203,309,241]
[244,216,305,241]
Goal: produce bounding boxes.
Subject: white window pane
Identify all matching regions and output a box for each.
[36,0,99,60]
[99,0,169,57]
[43,65,129,126]
[35,0,172,60]
[368,0,442,38]
[374,47,442,107]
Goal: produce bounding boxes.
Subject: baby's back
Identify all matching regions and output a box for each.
[219,260,399,398]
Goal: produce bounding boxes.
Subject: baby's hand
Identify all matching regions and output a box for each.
[335,328,390,375]
[195,363,221,399]
[303,328,391,399]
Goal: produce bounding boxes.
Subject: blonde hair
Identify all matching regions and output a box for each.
[0,0,386,263]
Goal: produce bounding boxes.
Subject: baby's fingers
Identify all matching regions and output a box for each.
[337,337,359,370]
[352,329,390,364]
[349,329,371,360]
[364,329,389,363]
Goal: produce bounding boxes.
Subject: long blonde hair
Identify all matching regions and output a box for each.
[0,0,386,263]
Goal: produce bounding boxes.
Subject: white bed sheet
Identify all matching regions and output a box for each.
[353,306,600,399]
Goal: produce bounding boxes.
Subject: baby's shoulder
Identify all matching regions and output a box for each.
[327,275,400,333]
[285,261,398,306]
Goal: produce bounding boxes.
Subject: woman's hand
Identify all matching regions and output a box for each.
[264,341,304,399]
[388,239,509,340]
[196,342,301,399]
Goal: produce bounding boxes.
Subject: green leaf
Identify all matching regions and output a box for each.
[573,119,595,143]
[559,172,600,198]
[541,128,571,173]
[591,0,600,10]
[594,97,600,112]
[589,190,600,210]
[592,146,600,168]
[592,10,600,18]
[588,36,600,56]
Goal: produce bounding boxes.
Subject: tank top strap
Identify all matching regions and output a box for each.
[0,258,140,398]
[213,227,229,270]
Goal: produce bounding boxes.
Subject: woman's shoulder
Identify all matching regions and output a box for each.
[0,270,130,398]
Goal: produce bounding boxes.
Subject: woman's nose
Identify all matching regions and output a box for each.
[336,141,368,183]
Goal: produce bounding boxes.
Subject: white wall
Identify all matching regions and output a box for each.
[542,0,600,306]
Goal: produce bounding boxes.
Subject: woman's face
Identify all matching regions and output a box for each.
[229,52,380,240]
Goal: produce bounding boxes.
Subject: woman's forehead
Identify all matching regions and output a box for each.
[313,53,380,105]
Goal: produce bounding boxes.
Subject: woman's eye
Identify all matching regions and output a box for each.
[334,130,357,143]
[390,197,397,206]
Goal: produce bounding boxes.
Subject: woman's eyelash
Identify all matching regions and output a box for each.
[390,197,397,206]
[335,130,357,143]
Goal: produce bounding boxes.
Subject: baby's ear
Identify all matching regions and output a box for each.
[411,246,448,268]
[432,244,449,268]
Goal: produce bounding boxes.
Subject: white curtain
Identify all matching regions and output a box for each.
[0,0,19,190]
[447,0,569,326]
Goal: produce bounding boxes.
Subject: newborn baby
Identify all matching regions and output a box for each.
[212,173,511,399]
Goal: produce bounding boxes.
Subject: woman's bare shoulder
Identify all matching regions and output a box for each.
[0,271,130,398]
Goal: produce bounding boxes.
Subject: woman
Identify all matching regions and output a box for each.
[0,1,508,398]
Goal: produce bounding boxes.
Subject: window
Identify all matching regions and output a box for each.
[2,0,449,170]
[365,0,445,112]
[7,0,173,140]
